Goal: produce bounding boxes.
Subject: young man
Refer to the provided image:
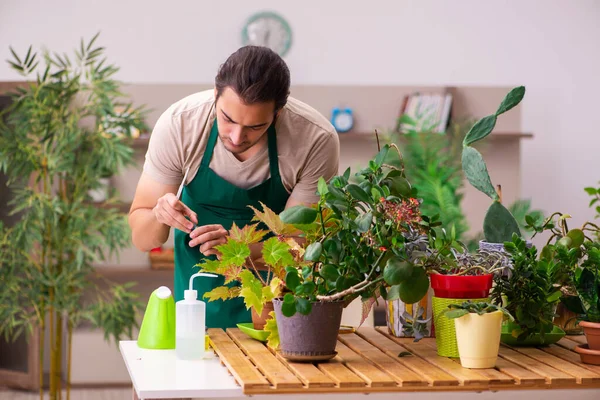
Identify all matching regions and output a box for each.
[128,46,340,329]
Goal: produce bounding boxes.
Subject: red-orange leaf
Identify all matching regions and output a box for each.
[228,222,268,244]
[249,202,297,236]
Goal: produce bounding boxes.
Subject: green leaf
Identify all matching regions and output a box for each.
[463,115,497,146]
[218,240,251,267]
[383,258,413,285]
[280,205,318,225]
[584,187,597,195]
[240,270,264,314]
[397,268,429,304]
[264,311,279,349]
[304,242,323,261]
[462,146,499,200]
[284,293,295,303]
[566,229,585,248]
[203,287,235,302]
[285,269,301,292]
[262,237,295,267]
[546,290,562,303]
[445,309,469,319]
[282,299,297,317]
[374,145,390,168]
[296,298,312,315]
[386,284,402,301]
[318,177,329,196]
[355,211,373,233]
[384,176,412,197]
[346,184,371,204]
[483,201,522,243]
[320,264,340,281]
[496,86,525,115]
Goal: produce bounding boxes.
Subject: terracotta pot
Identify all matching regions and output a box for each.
[574,344,600,365]
[273,299,343,362]
[553,302,583,335]
[579,321,600,350]
[430,274,493,299]
[251,301,274,331]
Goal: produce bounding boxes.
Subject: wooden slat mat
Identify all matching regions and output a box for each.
[208,327,600,394]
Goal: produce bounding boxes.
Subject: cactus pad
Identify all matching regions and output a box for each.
[462,146,499,201]
[484,201,522,243]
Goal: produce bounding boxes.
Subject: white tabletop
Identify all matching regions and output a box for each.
[119,341,242,399]
[120,340,600,400]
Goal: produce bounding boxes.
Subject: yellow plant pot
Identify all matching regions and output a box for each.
[454,311,503,368]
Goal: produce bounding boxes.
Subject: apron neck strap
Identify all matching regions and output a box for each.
[201,119,280,179]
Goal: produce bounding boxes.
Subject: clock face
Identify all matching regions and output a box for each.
[242,12,292,57]
[334,112,354,132]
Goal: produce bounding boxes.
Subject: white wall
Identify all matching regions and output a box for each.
[2,0,599,235]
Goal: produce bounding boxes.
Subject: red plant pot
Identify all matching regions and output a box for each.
[430,274,493,299]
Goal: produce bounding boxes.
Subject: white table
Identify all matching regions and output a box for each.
[119,341,599,400]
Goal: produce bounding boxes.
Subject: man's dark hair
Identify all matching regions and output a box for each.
[215,46,290,111]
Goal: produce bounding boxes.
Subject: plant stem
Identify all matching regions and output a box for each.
[318,203,326,237]
[375,129,381,152]
[247,258,267,286]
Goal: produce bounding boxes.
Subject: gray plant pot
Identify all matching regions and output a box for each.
[273,298,343,362]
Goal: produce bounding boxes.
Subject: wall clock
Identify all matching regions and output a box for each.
[241,11,292,57]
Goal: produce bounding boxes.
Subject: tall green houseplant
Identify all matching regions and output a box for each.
[0,34,145,400]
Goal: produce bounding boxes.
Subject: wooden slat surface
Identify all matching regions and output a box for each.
[207,328,271,391]
[557,337,581,351]
[209,328,600,395]
[569,335,588,345]
[338,333,427,387]
[419,338,515,385]
[507,346,600,384]
[542,344,600,375]
[227,328,303,389]
[376,328,490,387]
[498,346,576,385]
[334,341,397,387]
[274,352,336,388]
[317,358,367,388]
[357,328,459,386]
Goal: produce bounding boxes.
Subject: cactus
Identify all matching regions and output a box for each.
[461,86,525,243]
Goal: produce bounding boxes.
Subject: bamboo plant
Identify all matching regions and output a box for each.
[0,34,145,400]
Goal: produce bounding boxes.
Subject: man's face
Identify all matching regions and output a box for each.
[214,87,276,156]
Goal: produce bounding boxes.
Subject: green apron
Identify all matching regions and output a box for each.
[174,118,290,329]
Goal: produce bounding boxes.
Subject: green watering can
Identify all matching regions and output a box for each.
[137,286,176,349]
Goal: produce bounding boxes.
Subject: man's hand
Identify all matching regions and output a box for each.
[152,193,198,234]
[189,224,228,257]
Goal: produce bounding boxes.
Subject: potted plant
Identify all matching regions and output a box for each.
[525,211,600,335]
[460,86,528,253]
[445,301,513,368]
[491,235,566,345]
[201,142,434,360]
[565,241,600,364]
[416,233,510,357]
[0,35,146,399]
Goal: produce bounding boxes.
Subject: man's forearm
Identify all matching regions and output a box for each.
[129,208,171,252]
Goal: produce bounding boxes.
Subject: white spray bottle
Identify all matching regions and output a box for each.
[176,272,217,360]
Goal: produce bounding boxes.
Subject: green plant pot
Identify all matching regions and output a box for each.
[500,322,565,346]
[237,322,269,342]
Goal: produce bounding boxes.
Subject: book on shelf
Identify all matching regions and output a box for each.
[396,92,453,134]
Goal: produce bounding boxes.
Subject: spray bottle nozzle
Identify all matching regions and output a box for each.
[185,272,218,301]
